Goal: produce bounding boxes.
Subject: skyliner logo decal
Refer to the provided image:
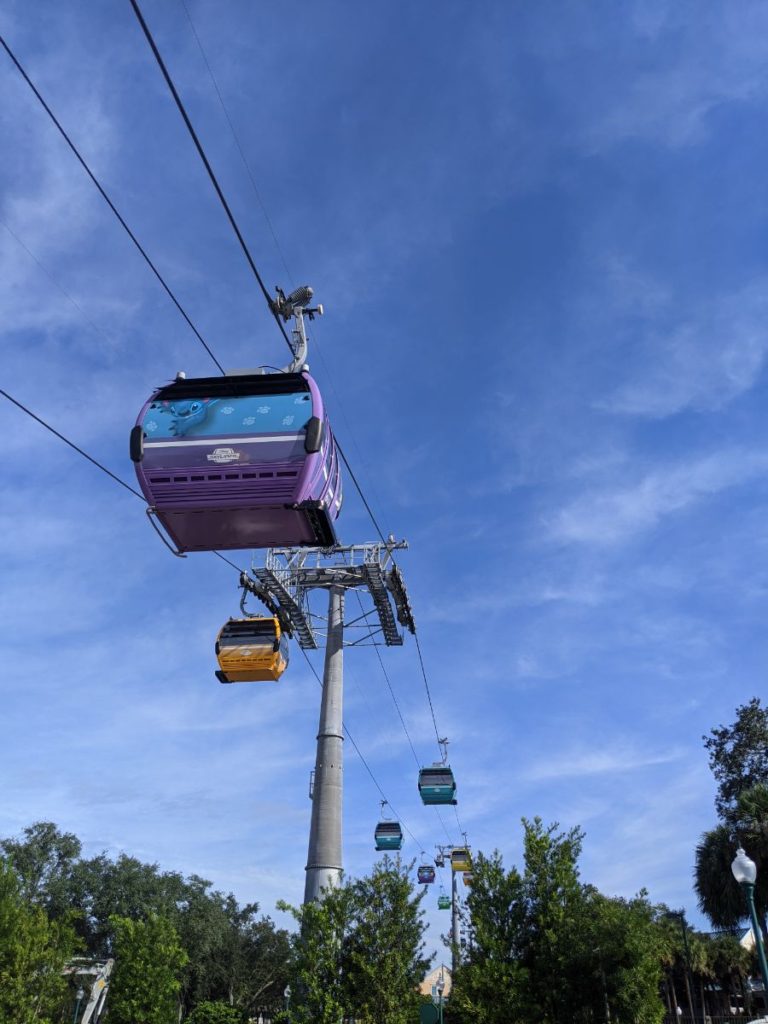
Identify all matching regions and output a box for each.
[206,448,242,464]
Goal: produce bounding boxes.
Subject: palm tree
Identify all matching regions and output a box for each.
[709,933,754,1017]
[655,907,692,1019]
[695,788,768,940]
[689,932,716,1020]
[694,825,745,929]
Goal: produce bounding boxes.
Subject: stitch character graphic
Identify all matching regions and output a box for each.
[165,398,218,437]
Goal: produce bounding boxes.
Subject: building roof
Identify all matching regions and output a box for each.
[419,964,452,998]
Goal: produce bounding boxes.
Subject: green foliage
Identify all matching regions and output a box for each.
[344,857,431,1024]
[107,913,189,1024]
[0,857,78,1024]
[579,890,665,1024]
[0,821,81,918]
[177,884,290,1013]
[452,820,665,1024]
[0,821,292,1017]
[449,851,528,1024]
[694,825,747,929]
[279,859,430,1024]
[698,699,768,932]
[519,818,587,1021]
[278,884,354,1024]
[706,931,755,1014]
[186,1000,242,1024]
[703,697,768,825]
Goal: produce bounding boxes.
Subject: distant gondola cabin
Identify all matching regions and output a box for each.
[374,820,403,852]
[450,847,471,872]
[418,764,457,805]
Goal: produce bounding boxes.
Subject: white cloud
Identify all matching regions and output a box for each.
[586,4,768,151]
[550,448,768,545]
[521,743,683,783]
[598,280,768,418]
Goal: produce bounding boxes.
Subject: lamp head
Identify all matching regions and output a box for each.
[732,847,758,885]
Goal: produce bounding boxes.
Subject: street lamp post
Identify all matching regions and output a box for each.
[73,986,85,1024]
[731,848,768,1004]
[436,974,445,1024]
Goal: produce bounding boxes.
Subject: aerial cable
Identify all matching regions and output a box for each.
[437,808,460,847]
[0,389,245,575]
[177,1,394,531]
[211,550,245,572]
[371,639,422,770]
[0,385,421,845]
[338,444,445,757]
[0,219,111,344]
[128,0,293,353]
[337,444,390,550]
[0,389,146,502]
[353,592,422,770]
[2,322,433,854]
[453,805,467,842]
[300,648,424,849]
[414,632,443,750]
[2,19,447,781]
[178,0,293,286]
[0,33,225,376]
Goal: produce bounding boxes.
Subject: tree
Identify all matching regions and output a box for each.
[707,932,755,1016]
[697,701,768,938]
[279,859,429,1024]
[520,818,587,1022]
[0,821,81,918]
[66,852,187,955]
[449,850,529,1024]
[177,883,290,1014]
[0,857,78,1024]
[278,884,354,1024]
[451,822,665,1024]
[186,1001,242,1024]
[577,890,664,1024]
[0,821,293,1018]
[343,857,431,1024]
[107,914,188,1024]
[704,698,768,825]
[694,825,747,930]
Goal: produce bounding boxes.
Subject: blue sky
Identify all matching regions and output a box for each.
[2,0,767,950]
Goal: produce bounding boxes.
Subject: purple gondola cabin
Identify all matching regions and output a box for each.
[130,370,342,552]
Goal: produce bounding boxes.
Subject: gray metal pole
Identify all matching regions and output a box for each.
[304,586,345,903]
[743,883,768,999]
[451,868,460,975]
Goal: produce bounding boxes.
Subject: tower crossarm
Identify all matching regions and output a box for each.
[254,567,317,648]
[239,572,293,637]
[385,564,416,634]
[361,563,402,646]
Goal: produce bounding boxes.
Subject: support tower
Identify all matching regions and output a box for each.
[242,539,415,903]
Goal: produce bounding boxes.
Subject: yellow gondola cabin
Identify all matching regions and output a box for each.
[215,617,289,683]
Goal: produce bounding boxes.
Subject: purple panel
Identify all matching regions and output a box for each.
[141,458,305,508]
[157,505,330,551]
